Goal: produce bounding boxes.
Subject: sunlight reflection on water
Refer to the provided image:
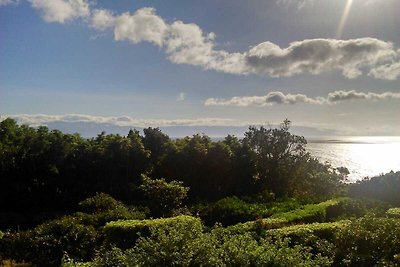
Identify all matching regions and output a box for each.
[306,136,400,182]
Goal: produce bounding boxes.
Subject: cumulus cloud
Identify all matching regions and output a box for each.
[205,92,324,107]
[29,0,90,23]
[88,7,247,74]
[113,7,168,46]
[205,90,400,107]
[90,9,115,31]
[5,114,240,128]
[0,0,19,6]
[26,3,400,80]
[369,61,400,80]
[326,90,400,102]
[246,38,398,79]
[90,8,399,79]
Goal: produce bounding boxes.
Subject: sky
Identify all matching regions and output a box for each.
[1,0,400,137]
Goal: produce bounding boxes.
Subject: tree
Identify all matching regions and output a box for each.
[243,119,308,197]
[139,174,189,217]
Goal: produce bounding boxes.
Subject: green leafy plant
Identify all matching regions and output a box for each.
[139,174,189,217]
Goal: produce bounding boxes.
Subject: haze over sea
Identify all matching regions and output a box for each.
[306,136,400,182]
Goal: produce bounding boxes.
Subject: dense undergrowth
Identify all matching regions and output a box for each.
[1,119,400,266]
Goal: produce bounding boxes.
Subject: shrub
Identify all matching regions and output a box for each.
[0,216,97,267]
[139,175,189,217]
[350,171,400,206]
[75,193,147,228]
[226,199,345,234]
[265,221,349,261]
[326,197,390,220]
[93,225,333,267]
[335,215,400,266]
[386,207,400,218]
[269,198,341,224]
[267,220,350,241]
[196,196,271,226]
[79,193,125,213]
[102,215,200,249]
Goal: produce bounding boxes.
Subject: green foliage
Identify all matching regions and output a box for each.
[61,258,96,267]
[102,215,199,249]
[93,223,332,267]
[267,220,350,241]
[75,193,147,228]
[0,118,345,222]
[227,198,353,234]
[139,174,189,217]
[269,199,341,224]
[326,197,390,220]
[196,197,305,227]
[243,119,309,198]
[196,196,271,226]
[335,215,400,266]
[0,216,97,266]
[350,171,400,206]
[386,207,400,218]
[79,193,124,213]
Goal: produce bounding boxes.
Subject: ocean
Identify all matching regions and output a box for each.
[306,136,400,182]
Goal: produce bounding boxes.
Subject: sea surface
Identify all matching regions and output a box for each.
[306,136,400,182]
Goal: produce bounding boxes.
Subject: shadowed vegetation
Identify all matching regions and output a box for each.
[1,118,400,266]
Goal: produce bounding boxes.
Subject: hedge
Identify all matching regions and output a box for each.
[102,215,201,249]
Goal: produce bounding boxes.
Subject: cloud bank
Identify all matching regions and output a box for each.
[205,90,400,107]
[4,114,241,128]
[11,0,396,80]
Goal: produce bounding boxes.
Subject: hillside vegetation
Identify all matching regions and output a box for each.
[1,118,399,266]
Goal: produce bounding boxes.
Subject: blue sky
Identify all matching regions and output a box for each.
[1,0,400,136]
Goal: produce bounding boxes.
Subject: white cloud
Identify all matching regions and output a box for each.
[5,114,241,127]
[25,3,400,80]
[0,0,19,7]
[90,9,115,31]
[327,90,400,102]
[245,38,398,79]
[369,61,400,80]
[90,8,247,74]
[98,8,399,79]
[205,90,400,107]
[29,0,90,23]
[113,7,168,46]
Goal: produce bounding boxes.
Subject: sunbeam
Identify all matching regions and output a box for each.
[336,0,354,39]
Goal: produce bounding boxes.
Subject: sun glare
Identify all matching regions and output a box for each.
[336,0,354,39]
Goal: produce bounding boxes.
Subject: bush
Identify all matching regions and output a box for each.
[196,196,271,226]
[269,199,342,224]
[93,224,332,267]
[0,216,97,267]
[335,215,400,266]
[350,171,400,206]
[386,208,400,218]
[102,215,200,249]
[326,197,390,220]
[139,175,189,217]
[267,220,350,241]
[79,193,125,213]
[75,193,147,228]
